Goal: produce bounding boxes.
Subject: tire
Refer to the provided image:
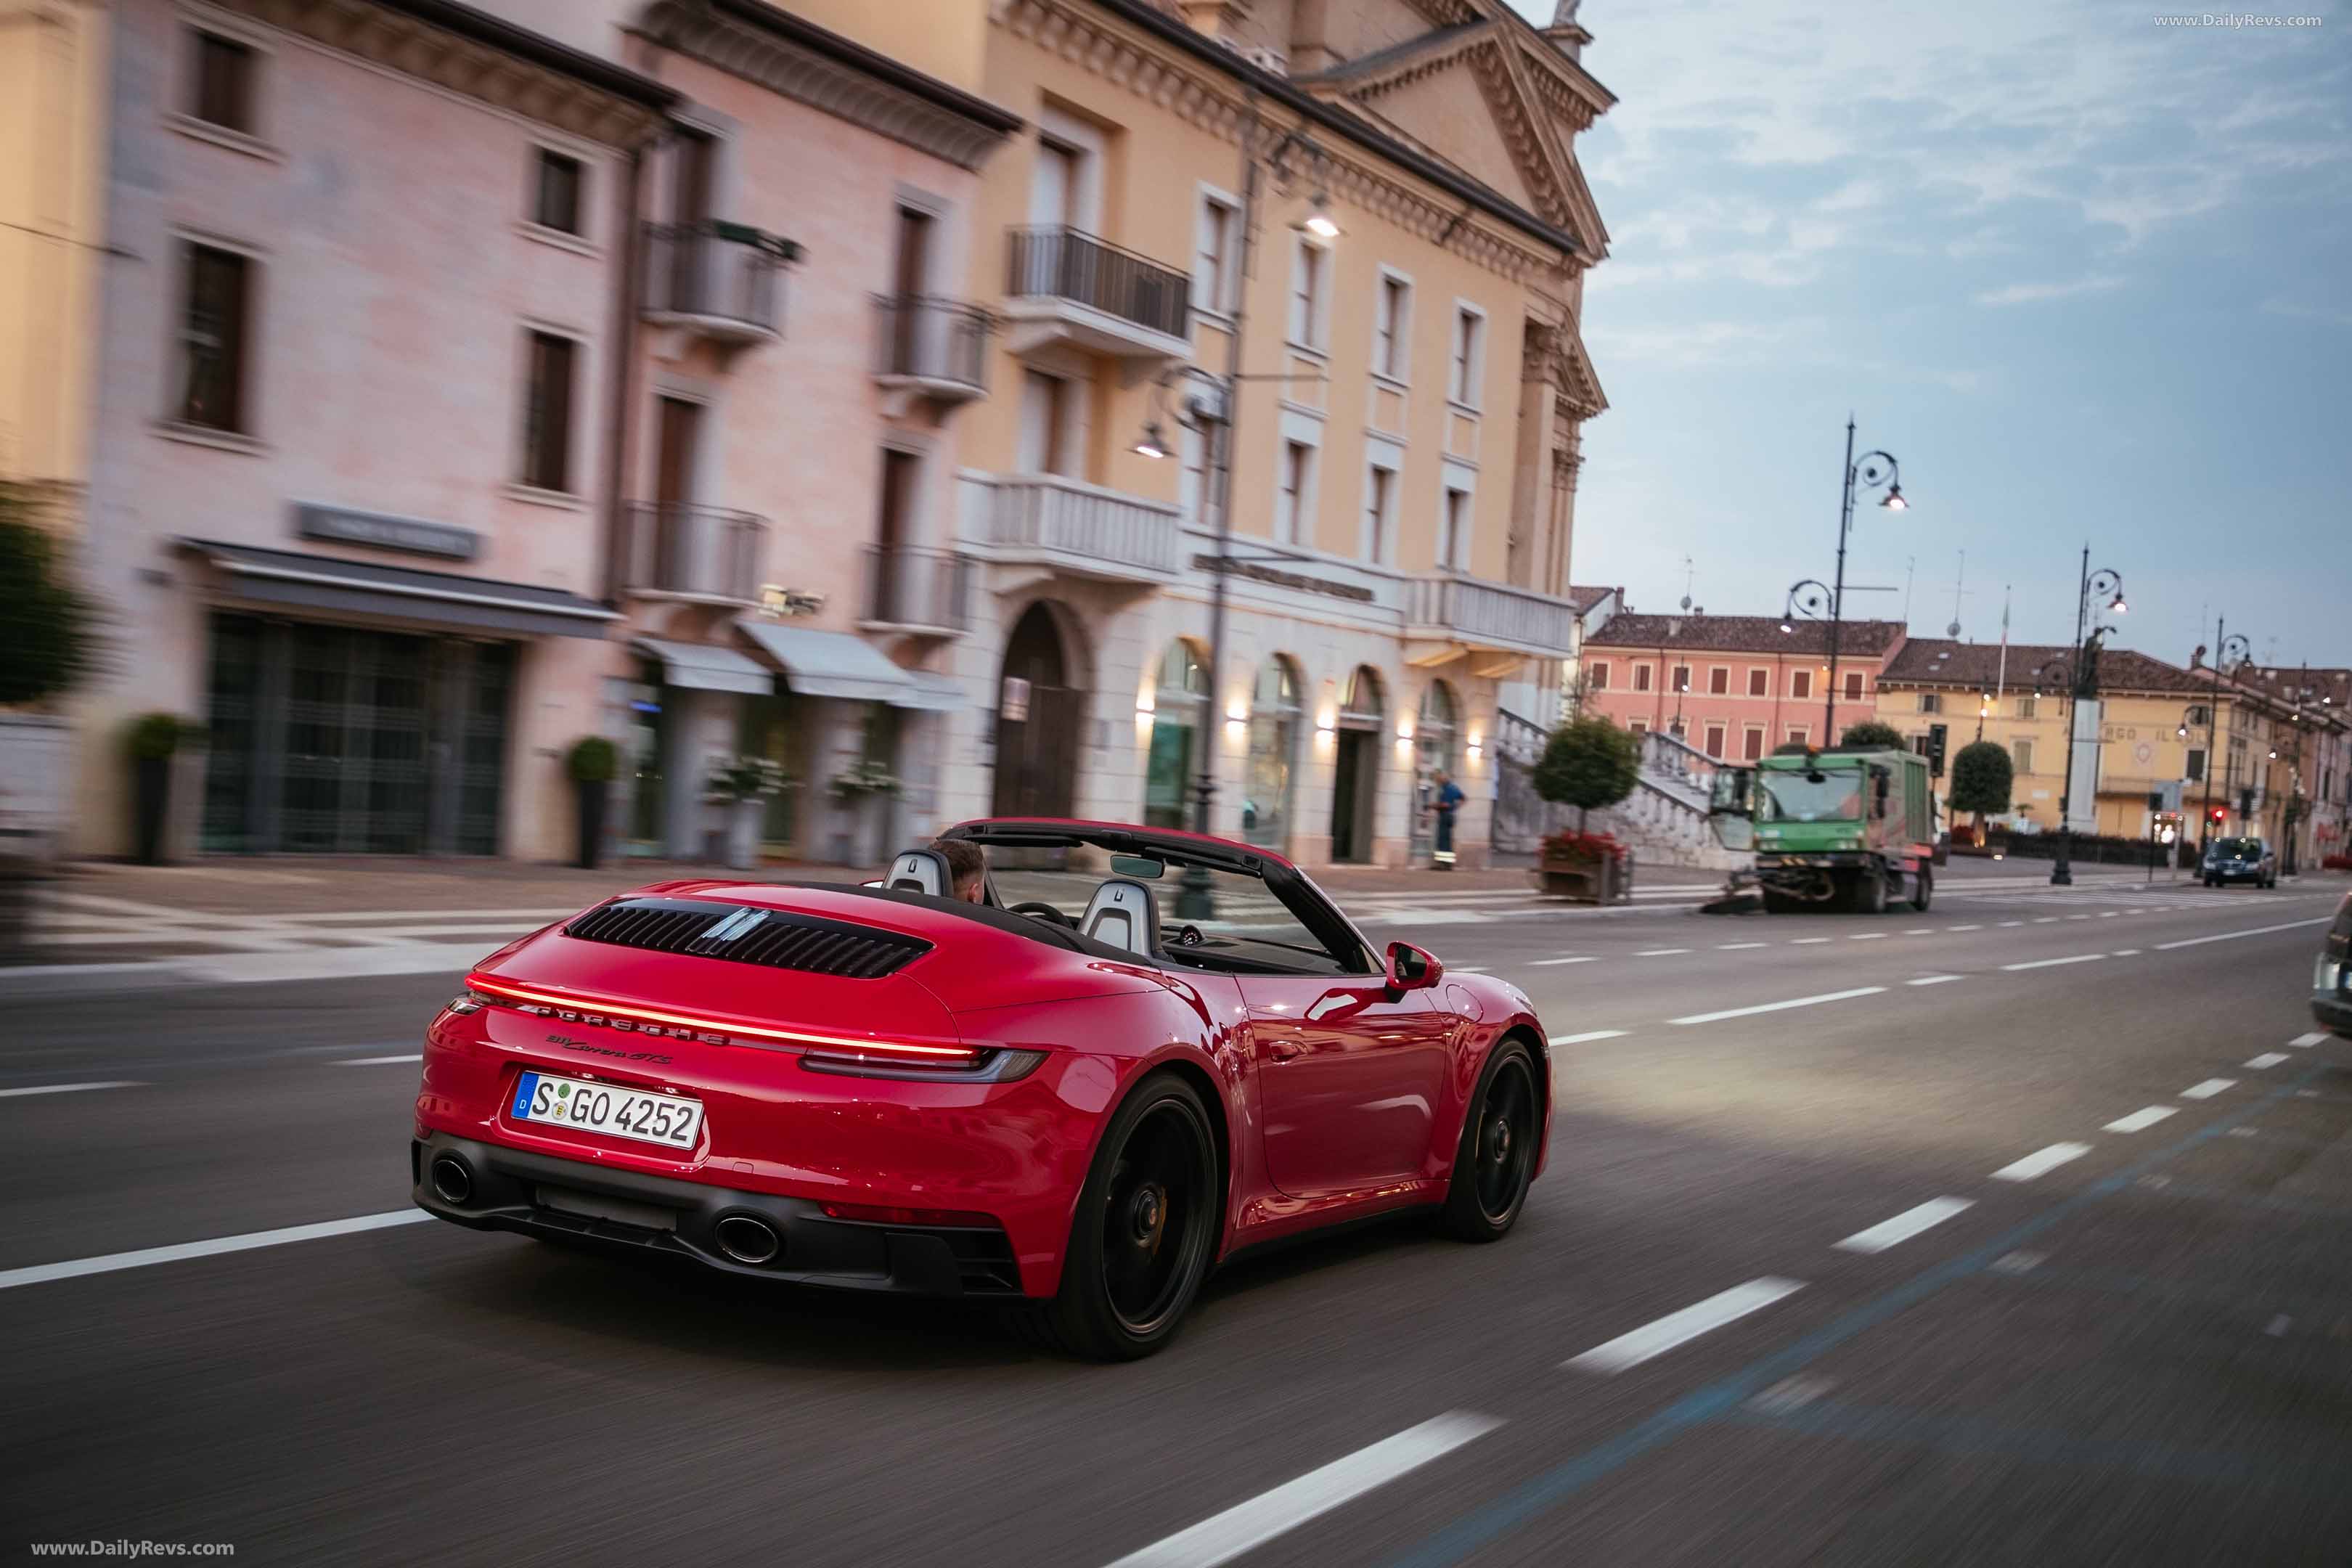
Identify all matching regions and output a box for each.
[1911,865,1933,912]
[1010,1072,1220,1361]
[1856,866,1887,915]
[1442,1041,1541,1241]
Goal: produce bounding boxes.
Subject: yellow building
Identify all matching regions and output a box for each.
[787,0,1614,867]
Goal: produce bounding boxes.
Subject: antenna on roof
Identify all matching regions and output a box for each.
[1679,554,1695,613]
[1947,549,1966,639]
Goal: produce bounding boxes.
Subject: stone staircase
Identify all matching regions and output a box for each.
[1491,713,1749,874]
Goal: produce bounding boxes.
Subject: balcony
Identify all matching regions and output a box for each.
[1402,572,1581,674]
[640,221,791,348]
[860,544,971,639]
[1000,226,1191,362]
[618,502,767,605]
[873,295,991,409]
[959,472,1180,588]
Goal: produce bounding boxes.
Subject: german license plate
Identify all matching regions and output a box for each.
[511,1071,703,1151]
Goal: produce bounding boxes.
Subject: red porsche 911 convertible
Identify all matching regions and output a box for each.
[412,819,1552,1358]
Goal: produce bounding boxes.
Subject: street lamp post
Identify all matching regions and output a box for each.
[1822,418,1905,743]
[1779,579,1834,743]
[2049,547,2125,887]
[2195,621,2251,855]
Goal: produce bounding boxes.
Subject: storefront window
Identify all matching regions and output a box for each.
[1244,656,1302,849]
[738,688,804,850]
[1410,680,1461,859]
[1144,639,1207,828]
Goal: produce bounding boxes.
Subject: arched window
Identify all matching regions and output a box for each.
[1244,656,1302,849]
[1143,639,1208,828]
[1411,681,1461,858]
[1329,666,1387,863]
[1339,664,1385,730]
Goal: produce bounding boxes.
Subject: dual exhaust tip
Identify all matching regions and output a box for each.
[431,1151,783,1268]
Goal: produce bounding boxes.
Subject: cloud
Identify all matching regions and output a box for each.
[2261,298,2352,329]
[1973,275,2126,306]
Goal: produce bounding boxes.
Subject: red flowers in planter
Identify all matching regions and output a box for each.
[1540,830,1625,865]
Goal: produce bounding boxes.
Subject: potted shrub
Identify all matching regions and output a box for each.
[705,754,789,870]
[0,490,98,959]
[1530,714,1639,902]
[828,757,902,867]
[565,736,618,870]
[125,714,203,865]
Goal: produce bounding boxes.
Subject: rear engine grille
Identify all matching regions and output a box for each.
[565,898,930,979]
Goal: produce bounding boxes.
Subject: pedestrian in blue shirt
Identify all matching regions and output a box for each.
[1432,769,1466,868]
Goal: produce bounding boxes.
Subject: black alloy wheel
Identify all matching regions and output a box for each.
[1013,1074,1218,1360]
[1443,1042,1540,1241]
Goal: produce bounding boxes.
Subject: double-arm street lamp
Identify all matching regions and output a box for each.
[2192,622,2253,854]
[2046,547,2126,886]
[1780,421,1904,744]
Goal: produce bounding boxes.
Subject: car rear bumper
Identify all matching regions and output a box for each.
[412,1132,1027,1297]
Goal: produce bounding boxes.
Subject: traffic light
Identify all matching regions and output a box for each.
[1927,723,1948,777]
[2208,804,2227,826]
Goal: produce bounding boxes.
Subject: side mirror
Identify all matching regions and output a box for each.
[1385,941,1443,993]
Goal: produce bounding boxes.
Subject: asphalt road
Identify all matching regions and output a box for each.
[4,872,2348,1566]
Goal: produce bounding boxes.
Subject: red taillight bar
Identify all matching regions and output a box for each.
[462,973,977,1062]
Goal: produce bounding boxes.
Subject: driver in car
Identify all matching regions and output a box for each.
[934,836,987,904]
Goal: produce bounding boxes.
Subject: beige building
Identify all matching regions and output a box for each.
[788,0,1615,868]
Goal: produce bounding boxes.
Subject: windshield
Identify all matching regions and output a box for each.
[980,852,1369,976]
[1755,771,1866,823]
[2212,838,2262,857]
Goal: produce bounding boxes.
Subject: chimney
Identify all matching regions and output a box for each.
[1540,0,1592,61]
[1289,0,1341,74]
[1176,0,1249,43]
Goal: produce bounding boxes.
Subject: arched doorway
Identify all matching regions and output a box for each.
[1143,638,1208,829]
[1410,679,1461,861]
[1244,656,1302,850]
[992,601,1082,818]
[1329,664,1384,862]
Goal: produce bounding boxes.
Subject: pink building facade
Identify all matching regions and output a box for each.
[1579,613,1908,760]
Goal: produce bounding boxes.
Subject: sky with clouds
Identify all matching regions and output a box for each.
[1512,0,2351,671]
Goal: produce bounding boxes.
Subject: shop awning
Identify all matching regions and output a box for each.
[179,539,615,640]
[899,670,966,712]
[736,619,925,706]
[630,637,773,695]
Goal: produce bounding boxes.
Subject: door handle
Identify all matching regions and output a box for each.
[1266,1042,1302,1063]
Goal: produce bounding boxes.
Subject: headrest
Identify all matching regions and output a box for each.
[1080,877,1161,956]
[885,848,953,897]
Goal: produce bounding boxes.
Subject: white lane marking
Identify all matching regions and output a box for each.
[2098,911,2119,918]
[1947,924,1982,931]
[0,1210,432,1291]
[1529,956,1598,966]
[1906,974,1963,987]
[0,1080,142,1100]
[1834,1197,1974,1254]
[2065,915,2091,922]
[1670,987,1885,1026]
[1999,920,2025,927]
[2181,1079,2236,1100]
[2244,1053,2289,1070]
[2000,954,2105,971]
[2155,918,2330,952]
[1904,928,1934,936]
[2104,1106,2177,1133]
[1564,1278,1807,1374]
[1717,942,1768,951]
[1549,1030,1627,1046]
[1849,933,1887,942]
[1990,1143,2092,1182]
[1789,936,1832,945]
[2290,1032,2327,1048]
[334,1053,422,1066]
[1635,948,1693,957]
[2112,949,2142,957]
[2267,1315,2292,1337]
[1447,965,1490,974]
[2033,917,2059,925]
[1101,1411,1503,1568]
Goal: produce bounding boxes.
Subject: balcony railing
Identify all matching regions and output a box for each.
[640,221,785,343]
[862,544,971,634]
[1004,226,1190,346]
[963,472,1180,583]
[1403,572,1580,658]
[872,295,990,399]
[618,502,767,603]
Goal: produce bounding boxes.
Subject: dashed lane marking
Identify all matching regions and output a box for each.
[1635,949,1693,957]
[1549,1030,1628,1046]
[1906,975,1963,987]
[2154,918,2332,952]
[1789,937,1832,945]
[1834,1198,1975,1255]
[2290,1032,2327,1048]
[2104,1106,2177,1133]
[2244,1053,2290,1070]
[2181,1079,2236,1100]
[1564,1279,1808,1375]
[1717,942,1768,951]
[1904,928,1933,935]
[1990,1143,2092,1182]
[2001,954,2105,971]
[1670,987,1885,1026]
[334,1054,422,1066]
[1849,933,1887,942]
[2113,949,2142,956]
[0,1081,142,1100]
[1528,956,1598,966]
[1947,924,1982,931]
[1101,1412,1503,1568]
[0,1210,432,1291]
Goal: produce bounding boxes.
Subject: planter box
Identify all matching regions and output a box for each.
[1535,846,1632,904]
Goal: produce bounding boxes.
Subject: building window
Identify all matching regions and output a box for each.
[2186,703,2210,727]
[1742,725,1765,761]
[1630,719,1649,738]
[189,30,256,134]
[1373,274,1410,380]
[1792,669,1813,701]
[1289,239,1328,349]
[1633,664,1654,693]
[520,330,576,492]
[1703,724,1726,758]
[1786,726,1808,748]
[1587,661,1610,692]
[2186,747,2206,782]
[1143,640,1208,830]
[177,244,252,433]
[1275,440,1314,546]
[1244,657,1302,850]
[1708,667,1730,696]
[1017,367,1074,476]
[1449,305,1485,405]
[1919,691,1943,714]
[1845,671,1866,701]
[2015,694,2038,719]
[533,150,585,235]
[1440,486,1469,570]
[1747,667,1768,697]
[1194,190,1237,316]
[1362,463,1395,563]
[2012,738,2036,775]
[1179,420,1210,523]
[1669,664,1691,695]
